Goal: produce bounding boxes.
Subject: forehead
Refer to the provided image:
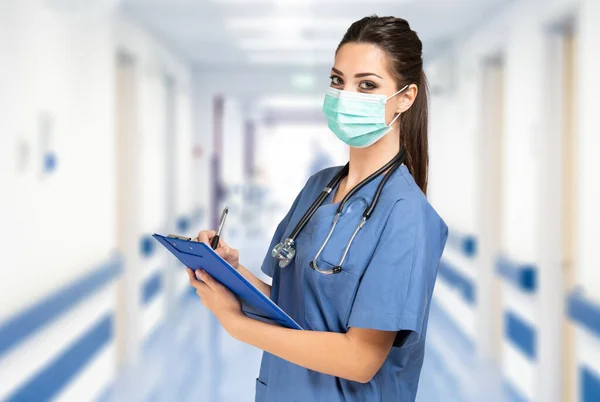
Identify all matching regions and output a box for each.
[333,42,392,77]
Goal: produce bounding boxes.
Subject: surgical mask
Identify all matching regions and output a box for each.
[322,85,408,148]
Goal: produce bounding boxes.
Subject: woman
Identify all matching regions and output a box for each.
[186,15,448,402]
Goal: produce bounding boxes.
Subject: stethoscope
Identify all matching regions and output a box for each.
[271,148,407,275]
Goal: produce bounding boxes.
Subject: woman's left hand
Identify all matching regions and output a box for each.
[186,268,244,334]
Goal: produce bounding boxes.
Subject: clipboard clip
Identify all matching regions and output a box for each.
[167,234,192,241]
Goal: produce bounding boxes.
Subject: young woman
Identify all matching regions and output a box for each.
[186,15,448,402]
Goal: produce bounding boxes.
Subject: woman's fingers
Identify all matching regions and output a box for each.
[224,246,238,261]
[217,245,235,257]
[196,230,216,245]
[186,268,210,294]
[195,269,223,291]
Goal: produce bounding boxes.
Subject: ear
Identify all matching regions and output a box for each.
[394,84,418,114]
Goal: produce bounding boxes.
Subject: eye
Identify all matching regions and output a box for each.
[359,81,377,90]
[330,75,343,86]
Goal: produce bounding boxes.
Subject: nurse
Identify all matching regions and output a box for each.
[186,15,448,402]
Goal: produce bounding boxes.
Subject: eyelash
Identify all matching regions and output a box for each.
[329,75,378,90]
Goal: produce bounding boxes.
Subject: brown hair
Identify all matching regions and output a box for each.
[337,15,429,194]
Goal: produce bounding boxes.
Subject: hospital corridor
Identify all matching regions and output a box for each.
[1,0,600,401]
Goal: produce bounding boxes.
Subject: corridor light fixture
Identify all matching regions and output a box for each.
[226,17,350,32]
[259,95,323,110]
[45,0,121,15]
[291,73,317,91]
[238,38,339,51]
[217,0,402,3]
[248,52,333,65]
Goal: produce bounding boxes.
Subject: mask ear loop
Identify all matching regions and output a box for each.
[386,84,410,128]
[386,84,410,100]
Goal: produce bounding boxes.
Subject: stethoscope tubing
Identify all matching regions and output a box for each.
[310,149,406,273]
[272,148,407,273]
[289,164,349,240]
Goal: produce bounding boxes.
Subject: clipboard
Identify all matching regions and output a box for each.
[152,233,303,330]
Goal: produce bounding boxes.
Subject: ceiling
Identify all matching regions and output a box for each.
[119,0,514,69]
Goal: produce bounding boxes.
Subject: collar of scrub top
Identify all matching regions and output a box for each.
[271,147,407,273]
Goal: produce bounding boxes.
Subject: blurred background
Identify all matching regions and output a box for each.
[1,0,599,401]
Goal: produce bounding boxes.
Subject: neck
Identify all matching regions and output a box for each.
[345,132,400,189]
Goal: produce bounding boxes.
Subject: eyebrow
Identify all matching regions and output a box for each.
[331,67,382,79]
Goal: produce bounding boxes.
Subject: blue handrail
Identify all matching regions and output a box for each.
[0,253,123,359]
[568,290,600,339]
[496,255,537,293]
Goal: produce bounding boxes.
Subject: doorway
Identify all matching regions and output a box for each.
[478,54,505,363]
[540,18,578,402]
[559,23,577,402]
[114,51,141,367]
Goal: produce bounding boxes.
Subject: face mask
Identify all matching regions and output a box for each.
[322,85,408,148]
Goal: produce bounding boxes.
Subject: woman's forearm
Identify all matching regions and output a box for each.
[229,316,389,383]
[236,264,272,297]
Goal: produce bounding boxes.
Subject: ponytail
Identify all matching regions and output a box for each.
[399,70,428,195]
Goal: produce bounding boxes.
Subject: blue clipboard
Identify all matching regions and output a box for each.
[152,233,302,330]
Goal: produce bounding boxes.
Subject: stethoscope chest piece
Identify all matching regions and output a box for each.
[272,237,296,268]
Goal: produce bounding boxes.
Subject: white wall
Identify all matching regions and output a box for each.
[113,17,195,236]
[576,0,600,297]
[0,0,115,320]
[428,0,600,401]
[0,4,197,395]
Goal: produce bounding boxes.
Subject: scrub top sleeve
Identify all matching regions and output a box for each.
[347,198,438,348]
[259,178,311,278]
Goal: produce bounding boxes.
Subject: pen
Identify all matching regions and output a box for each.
[211,206,229,250]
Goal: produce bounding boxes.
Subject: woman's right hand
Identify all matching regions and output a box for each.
[194,230,240,270]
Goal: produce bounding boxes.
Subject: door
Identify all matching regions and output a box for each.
[114,51,141,367]
[560,25,577,402]
[539,19,578,402]
[478,54,505,363]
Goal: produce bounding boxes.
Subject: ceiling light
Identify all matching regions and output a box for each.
[291,74,317,91]
[248,53,333,65]
[218,0,401,3]
[259,95,323,110]
[45,0,121,15]
[237,38,339,51]
[226,17,350,32]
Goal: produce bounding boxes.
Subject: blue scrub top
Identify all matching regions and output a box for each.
[256,165,448,402]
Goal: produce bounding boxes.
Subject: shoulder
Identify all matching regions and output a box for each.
[383,166,448,248]
[298,165,343,196]
[288,166,342,211]
[307,165,343,186]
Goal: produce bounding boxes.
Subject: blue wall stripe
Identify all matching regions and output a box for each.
[496,255,537,293]
[6,315,113,402]
[143,272,163,305]
[582,366,600,402]
[505,311,536,360]
[567,291,600,339]
[177,216,191,233]
[140,235,156,258]
[0,254,122,359]
[438,260,476,305]
[446,230,478,258]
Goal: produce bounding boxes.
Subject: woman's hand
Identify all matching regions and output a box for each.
[194,230,240,269]
[186,268,244,334]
